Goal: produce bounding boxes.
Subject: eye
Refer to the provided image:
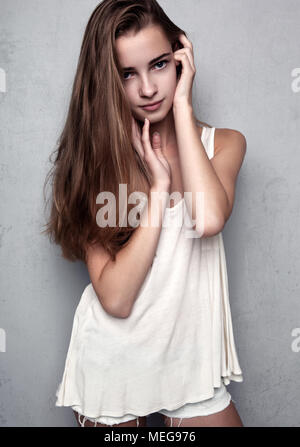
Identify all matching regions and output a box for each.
[123,72,133,81]
[154,60,168,70]
[123,60,169,81]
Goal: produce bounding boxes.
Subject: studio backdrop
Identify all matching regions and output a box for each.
[0,0,299,427]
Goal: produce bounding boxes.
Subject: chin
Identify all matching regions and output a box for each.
[135,100,173,123]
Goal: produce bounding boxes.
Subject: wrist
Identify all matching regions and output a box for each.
[172,100,193,116]
[151,183,171,194]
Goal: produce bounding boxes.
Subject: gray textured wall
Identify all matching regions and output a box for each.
[0,0,299,427]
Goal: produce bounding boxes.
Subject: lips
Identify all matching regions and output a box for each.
[140,99,164,111]
[141,100,162,107]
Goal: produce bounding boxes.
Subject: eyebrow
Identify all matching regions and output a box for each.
[122,52,171,71]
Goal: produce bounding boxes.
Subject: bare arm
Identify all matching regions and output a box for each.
[88,117,171,319]
[87,186,170,319]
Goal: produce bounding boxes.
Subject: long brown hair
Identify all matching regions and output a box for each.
[41,0,211,264]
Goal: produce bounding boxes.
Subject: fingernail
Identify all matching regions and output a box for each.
[153,132,159,136]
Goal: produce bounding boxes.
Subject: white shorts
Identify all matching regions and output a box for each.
[74,381,232,427]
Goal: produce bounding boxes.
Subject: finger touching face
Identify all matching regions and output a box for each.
[116,24,177,123]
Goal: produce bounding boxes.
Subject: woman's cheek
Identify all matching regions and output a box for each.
[166,69,178,96]
[168,63,178,86]
[123,85,136,106]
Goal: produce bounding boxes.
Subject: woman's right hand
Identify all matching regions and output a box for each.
[131,116,171,191]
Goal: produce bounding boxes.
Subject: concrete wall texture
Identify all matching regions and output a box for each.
[0,0,299,427]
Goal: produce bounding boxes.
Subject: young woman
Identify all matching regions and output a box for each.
[43,0,246,427]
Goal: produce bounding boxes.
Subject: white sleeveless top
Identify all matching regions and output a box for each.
[55,126,243,419]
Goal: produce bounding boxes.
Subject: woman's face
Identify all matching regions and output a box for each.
[116,24,178,123]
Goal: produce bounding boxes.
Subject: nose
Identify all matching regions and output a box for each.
[139,73,158,98]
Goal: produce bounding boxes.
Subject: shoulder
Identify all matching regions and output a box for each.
[214,128,247,157]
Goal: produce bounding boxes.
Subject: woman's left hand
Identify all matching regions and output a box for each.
[173,34,196,108]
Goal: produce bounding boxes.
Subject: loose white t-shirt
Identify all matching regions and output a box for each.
[55,126,243,419]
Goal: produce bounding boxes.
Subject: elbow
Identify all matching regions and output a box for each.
[107,304,130,319]
[107,300,131,319]
[97,292,131,319]
[193,214,225,238]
